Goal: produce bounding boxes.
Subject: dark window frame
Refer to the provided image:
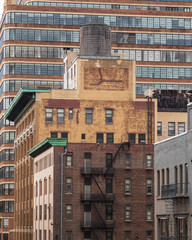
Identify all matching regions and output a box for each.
[45,108,53,122]
[85,108,93,124]
[107,133,114,143]
[105,109,113,125]
[96,133,103,144]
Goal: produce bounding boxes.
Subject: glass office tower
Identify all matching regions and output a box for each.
[1,0,192,239]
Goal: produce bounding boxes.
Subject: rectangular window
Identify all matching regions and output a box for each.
[125,179,131,194]
[39,230,42,240]
[66,155,72,167]
[61,132,68,139]
[106,178,113,193]
[44,204,47,220]
[39,205,42,220]
[3,219,8,228]
[105,109,113,124]
[146,231,152,240]
[66,178,72,193]
[66,231,72,240]
[44,178,47,195]
[57,108,64,123]
[36,206,38,220]
[125,205,131,220]
[68,108,73,119]
[49,204,51,219]
[66,205,72,220]
[44,230,46,240]
[168,122,175,136]
[128,134,135,144]
[51,132,58,138]
[84,232,91,240]
[107,133,114,143]
[81,134,86,140]
[178,122,185,134]
[146,155,152,168]
[106,153,113,168]
[146,179,152,194]
[96,133,103,144]
[3,234,8,240]
[139,134,145,144]
[106,205,113,220]
[106,231,113,240]
[45,108,53,122]
[85,108,93,124]
[157,122,162,136]
[124,231,131,240]
[125,154,131,168]
[146,205,153,221]
[39,180,42,196]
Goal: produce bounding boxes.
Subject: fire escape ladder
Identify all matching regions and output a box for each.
[165,199,176,238]
[92,202,106,228]
[165,199,174,213]
[105,142,129,175]
[92,229,100,240]
[92,175,106,199]
[147,97,153,144]
[168,216,177,238]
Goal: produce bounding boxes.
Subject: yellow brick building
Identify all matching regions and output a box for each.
[5,52,156,240]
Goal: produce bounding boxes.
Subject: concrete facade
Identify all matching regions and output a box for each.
[155,131,192,240]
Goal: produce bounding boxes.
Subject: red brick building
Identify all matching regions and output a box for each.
[29,140,154,240]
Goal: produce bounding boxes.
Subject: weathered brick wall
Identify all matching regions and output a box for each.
[53,143,154,239]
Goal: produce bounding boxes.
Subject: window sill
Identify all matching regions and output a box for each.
[146,220,153,222]
[125,219,132,222]
[146,193,153,196]
[65,192,73,194]
[125,193,131,196]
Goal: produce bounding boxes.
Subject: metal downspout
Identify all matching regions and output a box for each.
[60,147,68,240]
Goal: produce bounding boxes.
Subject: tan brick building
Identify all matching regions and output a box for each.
[5,28,156,239]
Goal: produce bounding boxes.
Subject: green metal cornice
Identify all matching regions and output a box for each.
[28,138,67,158]
[4,88,51,123]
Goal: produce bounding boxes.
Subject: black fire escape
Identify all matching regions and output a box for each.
[80,142,129,240]
[160,183,189,240]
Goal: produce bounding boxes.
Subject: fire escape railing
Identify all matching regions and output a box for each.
[161,183,189,199]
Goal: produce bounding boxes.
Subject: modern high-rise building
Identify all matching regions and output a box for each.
[0,0,192,239]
